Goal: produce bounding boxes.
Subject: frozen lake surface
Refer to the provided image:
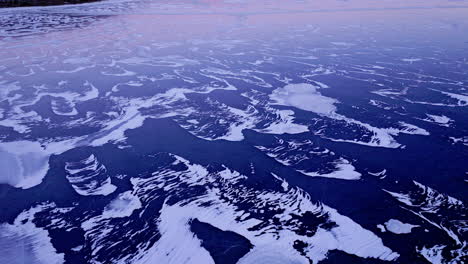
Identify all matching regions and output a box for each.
[0,0,467,263]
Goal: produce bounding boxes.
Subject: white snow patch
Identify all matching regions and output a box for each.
[255,109,309,135]
[439,91,468,106]
[300,158,361,180]
[402,58,422,63]
[271,173,289,192]
[424,114,452,126]
[237,245,305,264]
[269,83,417,148]
[126,155,398,264]
[449,136,468,146]
[369,169,387,179]
[391,122,430,136]
[331,42,354,47]
[270,83,337,115]
[102,191,142,219]
[0,141,50,189]
[377,224,386,232]
[0,205,64,264]
[218,166,247,183]
[384,181,465,245]
[130,202,215,264]
[216,106,257,141]
[419,245,446,264]
[384,219,419,234]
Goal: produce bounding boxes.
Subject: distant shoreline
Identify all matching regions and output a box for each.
[0,0,100,8]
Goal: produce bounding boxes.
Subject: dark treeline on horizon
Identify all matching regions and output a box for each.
[0,0,99,7]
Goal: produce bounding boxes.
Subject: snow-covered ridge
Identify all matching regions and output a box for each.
[25,153,400,263]
[299,158,361,180]
[256,138,361,180]
[125,154,398,263]
[65,154,116,196]
[384,181,467,262]
[423,114,452,127]
[175,93,309,142]
[270,83,429,148]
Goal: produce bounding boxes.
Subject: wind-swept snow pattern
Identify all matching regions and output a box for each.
[269,83,430,148]
[1,0,467,263]
[65,154,117,196]
[6,153,398,264]
[385,181,467,262]
[0,205,64,264]
[424,114,453,127]
[256,138,361,180]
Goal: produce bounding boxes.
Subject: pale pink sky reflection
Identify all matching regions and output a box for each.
[1,0,467,65]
